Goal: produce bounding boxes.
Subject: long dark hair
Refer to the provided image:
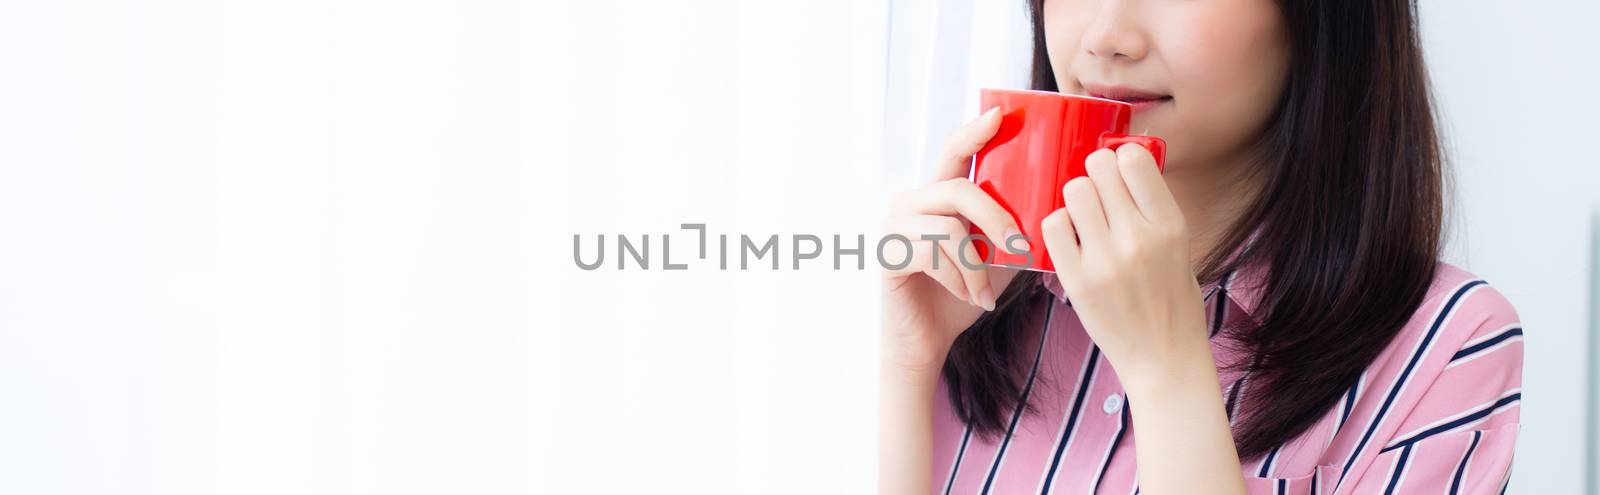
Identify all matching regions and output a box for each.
[943,0,1444,459]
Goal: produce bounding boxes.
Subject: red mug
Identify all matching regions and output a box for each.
[969,88,1166,272]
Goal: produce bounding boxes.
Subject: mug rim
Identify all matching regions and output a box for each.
[980,88,1133,109]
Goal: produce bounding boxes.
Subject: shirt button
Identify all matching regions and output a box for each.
[1102,393,1124,414]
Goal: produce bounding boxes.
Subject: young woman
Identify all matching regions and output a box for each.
[880,1,1523,494]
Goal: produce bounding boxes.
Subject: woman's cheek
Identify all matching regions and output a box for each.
[1165,0,1287,93]
[1158,9,1289,156]
[1184,2,1291,114]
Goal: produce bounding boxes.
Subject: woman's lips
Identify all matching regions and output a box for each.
[1114,96,1171,112]
[1082,84,1172,112]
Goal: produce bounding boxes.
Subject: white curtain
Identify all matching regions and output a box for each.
[884,0,1032,190]
[0,1,890,493]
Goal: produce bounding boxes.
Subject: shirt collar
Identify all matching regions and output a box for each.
[1038,225,1269,320]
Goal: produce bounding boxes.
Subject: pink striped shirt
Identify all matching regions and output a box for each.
[931,257,1523,494]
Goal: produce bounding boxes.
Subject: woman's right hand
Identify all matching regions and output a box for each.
[881,107,1025,373]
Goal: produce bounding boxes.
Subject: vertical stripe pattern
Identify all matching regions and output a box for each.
[977,303,1055,494]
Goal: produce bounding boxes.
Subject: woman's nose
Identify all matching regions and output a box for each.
[1080,1,1149,61]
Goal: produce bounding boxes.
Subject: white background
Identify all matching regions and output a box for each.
[0,0,1593,494]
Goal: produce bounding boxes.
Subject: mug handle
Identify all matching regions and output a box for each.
[1097,135,1167,173]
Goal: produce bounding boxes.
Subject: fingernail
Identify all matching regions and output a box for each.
[976,286,996,311]
[982,107,1000,120]
[1003,228,1024,254]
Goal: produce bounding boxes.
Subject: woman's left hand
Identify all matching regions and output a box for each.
[1038,144,1210,386]
[1040,144,1247,494]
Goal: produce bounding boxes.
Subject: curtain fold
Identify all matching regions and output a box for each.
[884,0,1031,190]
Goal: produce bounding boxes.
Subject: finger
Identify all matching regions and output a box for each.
[1062,177,1109,252]
[925,247,973,305]
[1039,207,1081,271]
[934,107,1003,180]
[939,220,996,310]
[914,215,993,309]
[881,216,974,305]
[1114,143,1183,223]
[894,178,1023,254]
[1084,148,1138,227]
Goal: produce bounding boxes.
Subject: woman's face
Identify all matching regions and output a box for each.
[1043,0,1291,172]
